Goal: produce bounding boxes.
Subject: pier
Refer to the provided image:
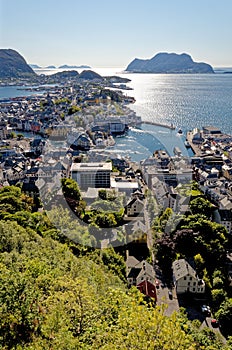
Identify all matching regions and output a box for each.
[142,121,176,130]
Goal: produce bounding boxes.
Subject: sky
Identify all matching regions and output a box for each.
[0,0,232,68]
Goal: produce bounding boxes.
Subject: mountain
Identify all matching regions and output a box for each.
[79,70,104,80]
[29,64,41,69]
[59,64,91,69]
[46,65,56,69]
[126,52,214,73]
[0,49,36,78]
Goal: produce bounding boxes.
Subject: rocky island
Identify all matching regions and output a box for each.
[126,52,214,73]
[59,64,91,69]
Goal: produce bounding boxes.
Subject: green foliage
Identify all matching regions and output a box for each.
[194,253,205,277]
[54,97,71,104]
[68,105,81,115]
[152,207,173,234]
[179,215,228,270]
[61,178,81,202]
[211,289,228,310]
[190,197,213,218]
[0,186,34,216]
[216,298,232,338]
[0,186,228,349]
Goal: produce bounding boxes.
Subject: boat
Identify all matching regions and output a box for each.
[177,128,183,134]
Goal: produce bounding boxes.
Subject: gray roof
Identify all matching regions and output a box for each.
[172,259,197,280]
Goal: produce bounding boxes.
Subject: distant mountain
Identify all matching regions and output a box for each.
[79,70,103,80]
[59,64,91,69]
[29,64,41,69]
[46,65,56,69]
[126,52,214,74]
[0,49,36,78]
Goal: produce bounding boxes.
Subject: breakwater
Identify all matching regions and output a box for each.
[142,120,175,130]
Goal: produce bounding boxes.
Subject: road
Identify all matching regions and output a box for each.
[155,279,179,316]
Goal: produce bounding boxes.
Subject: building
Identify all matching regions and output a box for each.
[71,162,112,189]
[172,259,205,294]
[126,256,157,300]
[125,197,144,217]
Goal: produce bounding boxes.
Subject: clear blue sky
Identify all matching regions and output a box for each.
[0,0,232,67]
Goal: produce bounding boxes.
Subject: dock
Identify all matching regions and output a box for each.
[142,121,176,130]
[186,131,202,156]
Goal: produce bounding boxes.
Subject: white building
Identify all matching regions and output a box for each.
[71,162,112,189]
[172,259,205,294]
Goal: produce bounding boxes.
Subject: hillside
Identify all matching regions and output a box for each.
[126,52,214,73]
[0,185,227,349]
[0,49,36,78]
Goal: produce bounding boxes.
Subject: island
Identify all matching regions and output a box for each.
[58,64,91,69]
[126,52,214,73]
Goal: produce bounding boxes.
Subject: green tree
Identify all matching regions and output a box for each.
[190,197,213,218]
[216,298,232,337]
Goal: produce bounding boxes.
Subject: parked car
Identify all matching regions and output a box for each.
[211,319,219,328]
[201,305,211,316]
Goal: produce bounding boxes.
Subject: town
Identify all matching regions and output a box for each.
[1,71,232,342]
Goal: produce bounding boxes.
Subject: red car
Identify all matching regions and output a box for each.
[211,319,219,328]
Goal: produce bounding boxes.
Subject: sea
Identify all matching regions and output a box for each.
[1,66,232,161]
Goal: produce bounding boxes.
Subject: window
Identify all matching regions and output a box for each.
[188,282,190,286]
[184,277,186,280]
[193,288,195,291]
[193,282,196,286]
[189,277,192,281]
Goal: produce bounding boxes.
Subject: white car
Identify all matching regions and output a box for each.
[201,305,211,316]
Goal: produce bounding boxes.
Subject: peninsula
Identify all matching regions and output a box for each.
[126,52,214,73]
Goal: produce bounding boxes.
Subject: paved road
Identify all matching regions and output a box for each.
[156,282,179,316]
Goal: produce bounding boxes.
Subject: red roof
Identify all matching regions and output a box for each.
[137,280,157,300]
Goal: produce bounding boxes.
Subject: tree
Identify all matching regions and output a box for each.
[194,253,205,277]
[155,234,176,279]
[190,197,213,218]
[173,229,197,257]
[61,178,81,202]
[216,298,232,337]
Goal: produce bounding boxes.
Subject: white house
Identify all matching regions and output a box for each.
[172,259,205,294]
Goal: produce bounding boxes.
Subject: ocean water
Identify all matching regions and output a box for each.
[124,73,232,136]
[0,85,45,100]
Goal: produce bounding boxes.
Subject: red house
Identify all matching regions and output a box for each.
[126,256,157,301]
